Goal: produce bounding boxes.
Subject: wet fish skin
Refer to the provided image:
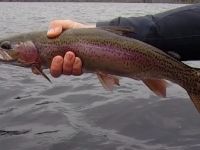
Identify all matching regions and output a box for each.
[0,28,200,112]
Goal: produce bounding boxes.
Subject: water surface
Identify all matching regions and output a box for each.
[0,2,200,150]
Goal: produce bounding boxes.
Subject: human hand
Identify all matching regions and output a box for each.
[47,20,95,77]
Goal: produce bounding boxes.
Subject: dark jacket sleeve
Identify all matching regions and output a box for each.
[96,4,200,61]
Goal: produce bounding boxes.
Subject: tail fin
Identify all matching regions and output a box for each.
[185,69,200,113]
[188,94,200,113]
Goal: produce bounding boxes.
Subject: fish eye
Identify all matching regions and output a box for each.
[0,41,11,50]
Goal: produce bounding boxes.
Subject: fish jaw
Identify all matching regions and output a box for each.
[0,48,15,61]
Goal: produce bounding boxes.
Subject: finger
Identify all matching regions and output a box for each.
[50,56,64,78]
[47,20,88,38]
[72,57,82,76]
[50,20,85,29]
[47,25,62,38]
[63,51,75,75]
[47,20,69,38]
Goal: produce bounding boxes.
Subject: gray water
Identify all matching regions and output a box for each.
[0,2,200,150]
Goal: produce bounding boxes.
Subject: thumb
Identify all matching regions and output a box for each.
[47,26,62,38]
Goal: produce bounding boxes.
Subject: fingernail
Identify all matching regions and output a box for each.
[75,62,79,65]
[67,53,73,60]
[48,28,54,34]
[53,56,63,64]
[48,26,61,33]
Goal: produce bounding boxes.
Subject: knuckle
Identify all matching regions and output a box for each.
[64,53,75,64]
[49,20,62,28]
[50,20,59,25]
[66,51,75,56]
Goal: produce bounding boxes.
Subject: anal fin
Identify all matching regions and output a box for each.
[143,79,168,97]
[97,72,120,91]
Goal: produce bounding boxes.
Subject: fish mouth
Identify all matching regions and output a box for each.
[0,48,16,62]
[0,40,39,68]
[0,40,15,61]
[0,48,32,67]
[0,48,23,67]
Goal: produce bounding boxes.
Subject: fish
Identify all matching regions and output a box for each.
[0,27,200,112]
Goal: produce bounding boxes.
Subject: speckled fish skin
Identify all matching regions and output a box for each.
[1,28,200,112]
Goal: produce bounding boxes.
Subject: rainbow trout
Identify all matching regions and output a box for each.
[0,28,200,112]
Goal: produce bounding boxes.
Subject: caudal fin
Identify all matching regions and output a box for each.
[184,69,200,113]
[188,93,200,113]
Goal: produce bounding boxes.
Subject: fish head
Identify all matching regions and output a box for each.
[0,40,39,67]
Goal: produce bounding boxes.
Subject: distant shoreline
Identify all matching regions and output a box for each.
[0,0,200,3]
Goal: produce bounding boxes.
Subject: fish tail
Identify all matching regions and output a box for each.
[184,68,200,113]
[188,94,200,113]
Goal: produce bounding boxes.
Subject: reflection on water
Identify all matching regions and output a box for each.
[0,2,200,150]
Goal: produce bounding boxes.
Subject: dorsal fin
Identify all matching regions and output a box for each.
[167,51,181,60]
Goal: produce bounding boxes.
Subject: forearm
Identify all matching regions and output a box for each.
[97,4,200,61]
[96,16,156,41]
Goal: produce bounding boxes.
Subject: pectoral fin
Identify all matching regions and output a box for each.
[32,65,51,83]
[97,72,120,90]
[143,79,168,97]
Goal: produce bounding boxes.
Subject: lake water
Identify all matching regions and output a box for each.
[0,2,200,150]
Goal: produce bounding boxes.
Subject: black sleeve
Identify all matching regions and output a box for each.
[96,4,200,61]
